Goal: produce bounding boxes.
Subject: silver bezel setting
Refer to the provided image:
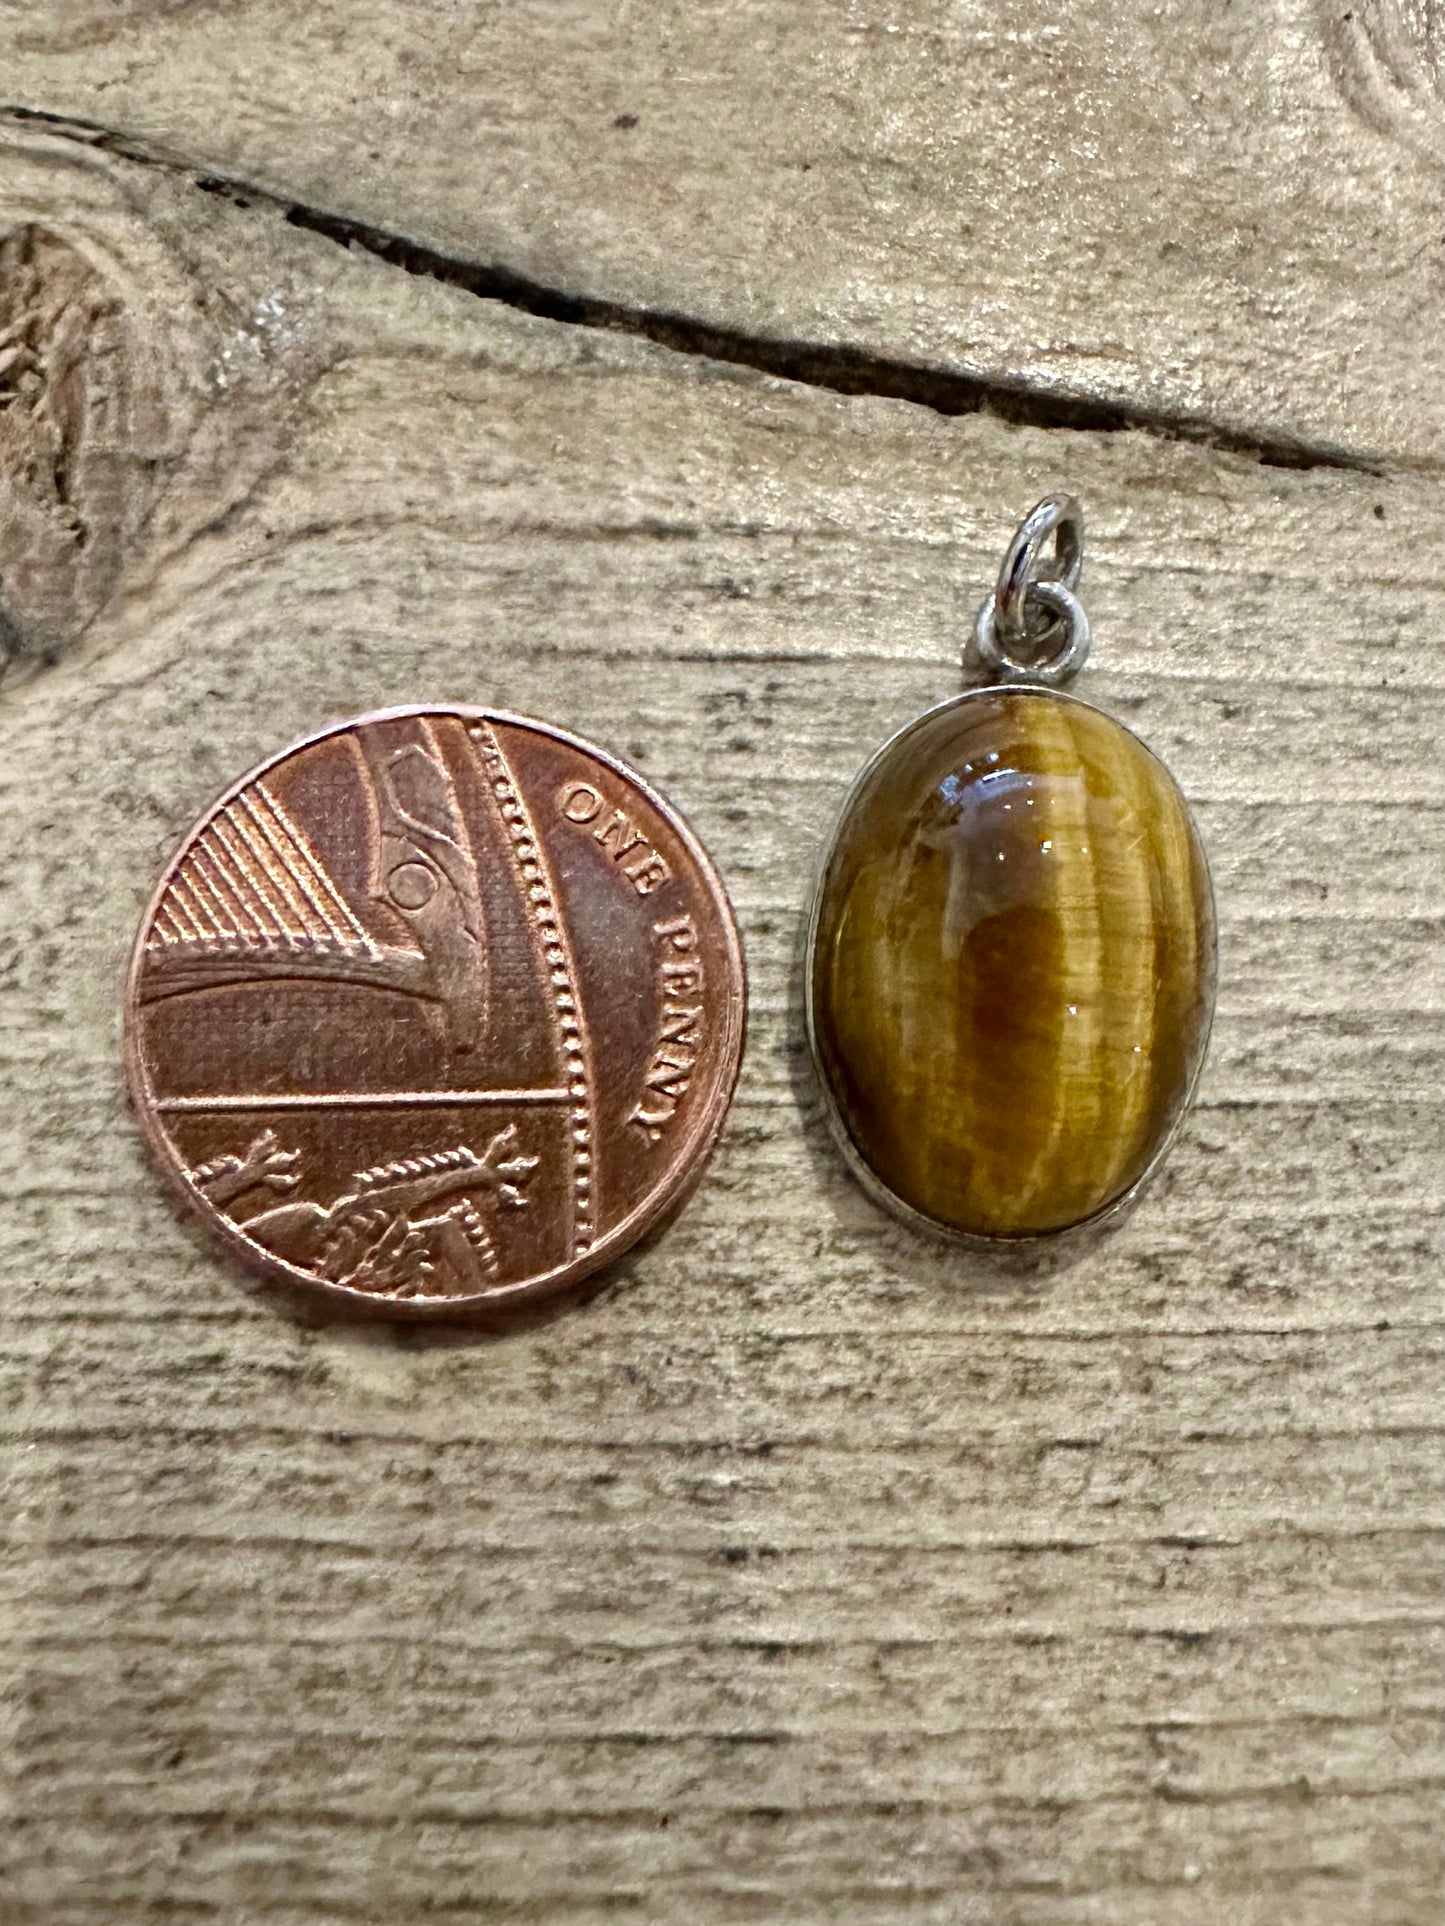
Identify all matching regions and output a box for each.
[802,683,1218,1252]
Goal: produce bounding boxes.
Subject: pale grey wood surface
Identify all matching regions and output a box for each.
[1,36,1444,1926]
[2,2,1445,463]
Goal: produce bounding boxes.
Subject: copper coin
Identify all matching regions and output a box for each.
[124,706,746,1316]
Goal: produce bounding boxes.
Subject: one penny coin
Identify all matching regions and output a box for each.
[125,707,746,1316]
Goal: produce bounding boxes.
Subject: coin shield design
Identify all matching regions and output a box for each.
[125,708,746,1315]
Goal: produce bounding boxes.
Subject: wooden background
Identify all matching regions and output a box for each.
[2,4,1443,1921]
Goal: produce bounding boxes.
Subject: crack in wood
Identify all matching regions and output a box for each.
[2,103,1383,477]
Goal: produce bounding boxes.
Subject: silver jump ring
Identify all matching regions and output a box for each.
[974,578,1092,687]
[993,493,1084,644]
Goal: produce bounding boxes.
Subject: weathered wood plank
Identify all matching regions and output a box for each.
[1,2,1444,462]
[1,125,1443,1923]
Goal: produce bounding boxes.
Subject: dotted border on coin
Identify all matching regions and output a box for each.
[469,720,595,1254]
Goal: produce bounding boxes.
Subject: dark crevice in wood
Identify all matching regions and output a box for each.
[4,103,1384,475]
[283,201,1381,472]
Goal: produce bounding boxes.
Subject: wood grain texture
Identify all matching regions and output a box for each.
[1,112,1444,1924]
[1,1,1444,464]
[1321,0,1445,162]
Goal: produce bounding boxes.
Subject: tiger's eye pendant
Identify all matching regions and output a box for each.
[806,496,1215,1243]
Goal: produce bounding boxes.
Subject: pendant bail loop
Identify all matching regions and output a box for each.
[971,493,1092,686]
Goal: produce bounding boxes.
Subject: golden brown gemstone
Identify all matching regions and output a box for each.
[809,688,1214,1239]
